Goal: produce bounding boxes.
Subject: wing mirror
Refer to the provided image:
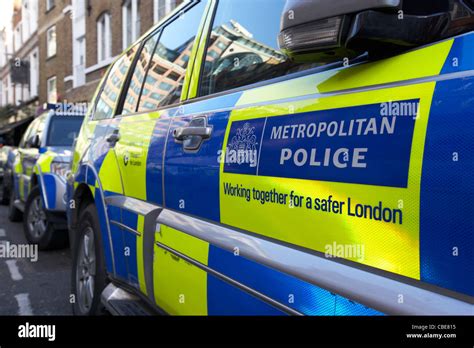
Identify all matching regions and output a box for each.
[27,134,41,149]
[279,0,451,61]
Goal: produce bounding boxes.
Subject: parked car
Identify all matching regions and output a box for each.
[0,145,17,205]
[9,109,84,250]
[67,0,474,316]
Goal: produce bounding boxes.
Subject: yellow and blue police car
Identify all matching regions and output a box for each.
[68,0,474,316]
[9,107,84,250]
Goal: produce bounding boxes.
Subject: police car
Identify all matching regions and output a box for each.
[68,0,474,315]
[0,145,17,205]
[9,106,84,250]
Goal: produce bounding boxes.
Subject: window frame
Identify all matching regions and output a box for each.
[111,0,206,118]
[154,0,177,24]
[97,12,112,63]
[90,38,148,122]
[46,0,55,12]
[46,25,57,58]
[122,0,141,50]
[191,0,350,103]
[46,76,57,104]
[20,119,39,149]
[120,29,163,116]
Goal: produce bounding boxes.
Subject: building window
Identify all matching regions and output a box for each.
[14,25,22,52]
[74,37,86,87]
[46,26,57,58]
[97,13,112,63]
[47,76,57,104]
[46,0,55,12]
[122,0,141,50]
[154,0,177,24]
[29,50,39,98]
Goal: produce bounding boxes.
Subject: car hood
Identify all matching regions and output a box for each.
[43,147,73,163]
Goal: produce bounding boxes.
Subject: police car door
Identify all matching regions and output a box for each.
[20,116,44,201]
[15,119,36,202]
[83,50,139,284]
[109,0,210,305]
[161,0,474,316]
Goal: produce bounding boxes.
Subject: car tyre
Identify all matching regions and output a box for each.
[8,181,23,222]
[71,202,108,316]
[23,186,67,250]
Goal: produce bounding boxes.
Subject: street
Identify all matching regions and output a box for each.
[0,205,72,315]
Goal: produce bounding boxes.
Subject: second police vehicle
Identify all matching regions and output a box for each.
[10,106,84,250]
[68,0,474,315]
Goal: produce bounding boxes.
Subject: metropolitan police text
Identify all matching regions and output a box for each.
[271,116,396,168]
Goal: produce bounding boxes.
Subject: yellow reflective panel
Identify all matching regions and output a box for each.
[98,151,123,195]
[220,82,437,280]
[153,226,209,315]
[36,152,55,174]
[113,112,161,201]
[236,39,453,107]
[72,120,97,176]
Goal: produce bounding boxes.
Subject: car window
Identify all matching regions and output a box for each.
[46,116,84,147]
[21,117,42,148]
[36,116,46,144]
[135,0,207,112]
[122,32,161,115]
[93,46,139,120]
[20,121,36,148]
[199,0,318,96]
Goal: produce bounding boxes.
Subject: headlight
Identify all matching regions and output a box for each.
[51,162,70,179]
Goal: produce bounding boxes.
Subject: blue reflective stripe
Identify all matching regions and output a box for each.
[441,34,474,74]
[108,204,128,280]
[207,273,286,316]
[94,188,114,275]
[42,174,57,209]
[75,164,87,183]
[146,116,171,206]
[122,209,139,286]
[208,246,383,316]
[164,111,231,222]
[420,76,474,297]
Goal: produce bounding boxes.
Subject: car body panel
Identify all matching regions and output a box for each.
[69,0,474,316]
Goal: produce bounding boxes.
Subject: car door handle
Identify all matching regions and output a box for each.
[173,126,212,141]
[172,116,213,152]
[106,131,121,146]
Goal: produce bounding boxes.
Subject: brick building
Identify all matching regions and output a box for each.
[38,0,72,104]
[38,0,182,107]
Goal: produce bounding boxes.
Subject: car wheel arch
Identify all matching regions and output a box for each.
[70,184,95,244]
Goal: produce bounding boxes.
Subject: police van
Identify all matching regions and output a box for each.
[68,0,474,315]
[9,107,84,250]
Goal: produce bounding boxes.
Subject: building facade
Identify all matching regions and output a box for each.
[0,0,40,125]
[37,0,182,106]
[1,0,182,124]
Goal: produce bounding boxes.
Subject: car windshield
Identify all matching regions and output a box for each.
[46,116,84,147]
